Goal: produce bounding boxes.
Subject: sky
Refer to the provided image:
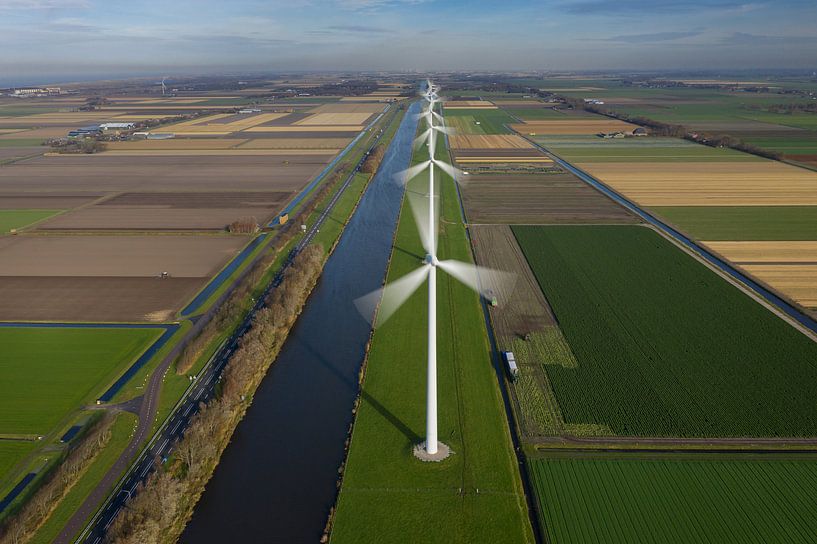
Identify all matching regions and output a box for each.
[1,0,816,84]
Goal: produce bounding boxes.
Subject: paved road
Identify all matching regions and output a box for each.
[63,115,394,544]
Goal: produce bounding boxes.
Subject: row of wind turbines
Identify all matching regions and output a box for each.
[356,80,512,461]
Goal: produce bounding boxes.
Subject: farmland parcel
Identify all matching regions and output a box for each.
[530,456,817,544]
[512,225,817,438]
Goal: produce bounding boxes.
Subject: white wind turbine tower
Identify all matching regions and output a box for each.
[161,77,167,96]
[356,80,513,461]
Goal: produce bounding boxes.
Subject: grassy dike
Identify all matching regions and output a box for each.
[330,121,534,542]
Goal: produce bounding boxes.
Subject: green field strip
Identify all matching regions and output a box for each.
[0,327,160,436]
[331,118,533,543]
[530,457,817,544]
[443,107,516,134]
[651,206,817,241]
[0,209,63,233]
[512,225,817,438]
[0,138,46,147]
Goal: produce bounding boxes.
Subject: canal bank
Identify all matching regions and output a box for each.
[180,101,421,543]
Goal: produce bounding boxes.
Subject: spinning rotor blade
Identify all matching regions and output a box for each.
[394,160,431,185]
[430,159,463,181]
[437,260,516,302]
[354,265,430,325]
[407,184,439,255]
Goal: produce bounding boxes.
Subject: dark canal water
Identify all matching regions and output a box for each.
[181,101,419,543]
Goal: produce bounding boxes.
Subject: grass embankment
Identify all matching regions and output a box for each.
[651,206,817,240]
[27,413,136,544]
[331,119,533,543]
[530,456,817,544]
[0,210,61,233]
[512,225,817,438]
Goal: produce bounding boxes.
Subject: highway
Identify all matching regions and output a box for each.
[71,114,395,544]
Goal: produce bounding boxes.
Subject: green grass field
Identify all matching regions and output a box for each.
[652,206,817,240]
[530,456,817,544]
[0,441,35,483]
[534,133,762,161]
[0,327,160,436]
[444,108,515,134]
[512,225,817,438]
[0,209,61,233]
[331,121,532,543]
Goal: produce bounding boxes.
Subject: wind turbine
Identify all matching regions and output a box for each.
[160,77,167,96]
[356,81,513,461]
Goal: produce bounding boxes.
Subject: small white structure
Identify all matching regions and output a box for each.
[100,122,135,131]
[503,351,519,381]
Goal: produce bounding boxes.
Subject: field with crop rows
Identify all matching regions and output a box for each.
[530,456,817,544]
[512,225,817,437]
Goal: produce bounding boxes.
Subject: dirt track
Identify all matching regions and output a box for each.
[470,224,555,338]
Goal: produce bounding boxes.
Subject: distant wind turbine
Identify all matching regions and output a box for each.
[356,80,513,461]
[161,77,167,96]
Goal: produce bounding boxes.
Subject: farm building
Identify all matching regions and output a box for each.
[100,122,135,131]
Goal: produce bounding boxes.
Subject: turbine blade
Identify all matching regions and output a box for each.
[437,260,517,304]
[394,160,430,185]
[413,129,431,150]
[407,185,439,255]
[431,159,463,181]
[354,265,430,325]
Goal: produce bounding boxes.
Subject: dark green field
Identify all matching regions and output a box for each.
[653,206,817,240]
[443,108,515,134]
[512,225,817,437]
[0,327,160,436]
[530,456,817,544]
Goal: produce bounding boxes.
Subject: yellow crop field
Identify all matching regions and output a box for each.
[309,103,385,114]
[740,265,817,307]
[510,119,638,135]
[237,137,350,149]
[242,125,363,133]
[578,162,817,206]
[163,113,289,134]
[296,113,372,126]
[449,134,534,149]
[704,241,817,263]
[104,139,247,150]
[445,100,497,109]
[455,157,554,164]
[94,148,334,156]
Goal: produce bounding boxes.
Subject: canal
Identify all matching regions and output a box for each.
[181,101,420,543]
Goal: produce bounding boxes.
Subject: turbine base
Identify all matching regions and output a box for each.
[413,441,451,462]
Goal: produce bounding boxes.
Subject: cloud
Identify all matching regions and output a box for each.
[720,32,817,46]
[601,30,704,43]
[333,0,429,10]
[0,0,88,9]
[562,0,761,15]
[325,24,388,33]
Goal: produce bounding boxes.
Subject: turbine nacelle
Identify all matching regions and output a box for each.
[424,254,439,267]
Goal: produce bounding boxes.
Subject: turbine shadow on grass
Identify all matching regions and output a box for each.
[293,328,421,444]
[393,245,425,261]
